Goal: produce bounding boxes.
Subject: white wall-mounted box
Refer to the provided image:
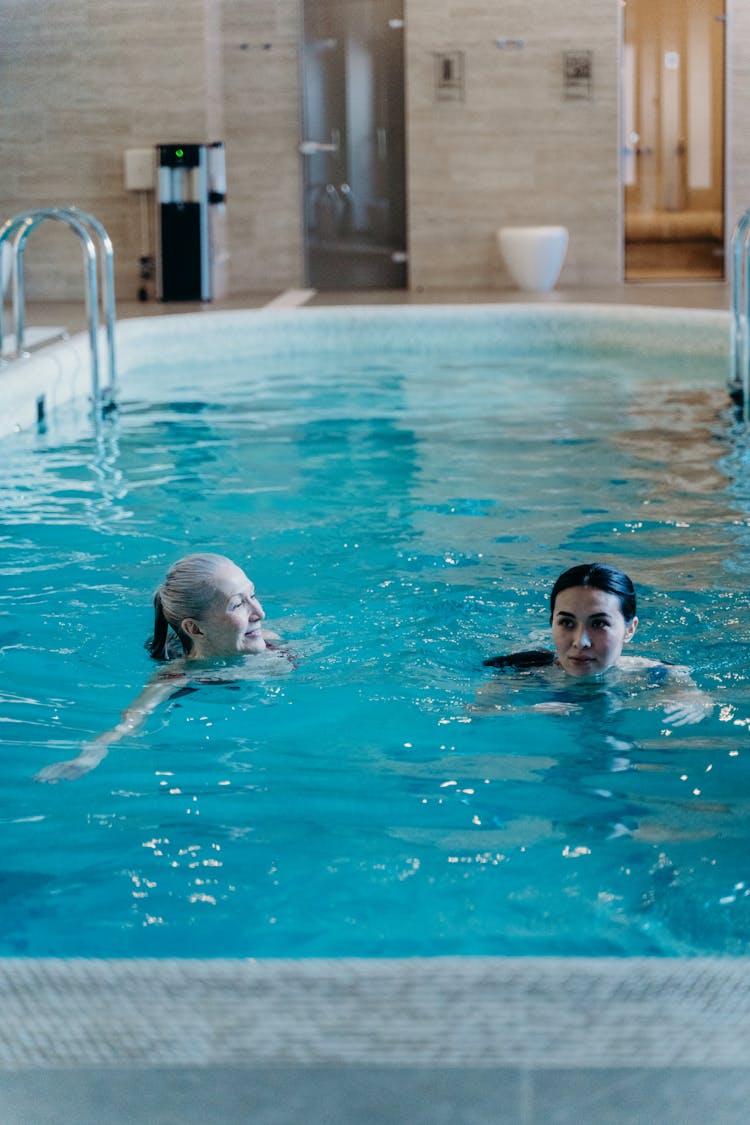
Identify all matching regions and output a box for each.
[124,148,155,191]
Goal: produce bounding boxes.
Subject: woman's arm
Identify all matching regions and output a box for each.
[658,665,714,727]
[469,668,582,717]
[35,674,183,782]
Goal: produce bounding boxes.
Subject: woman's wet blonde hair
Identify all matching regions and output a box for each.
[147,553,233,659]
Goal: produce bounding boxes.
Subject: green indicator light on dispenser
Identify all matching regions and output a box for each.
[175,148,184,159]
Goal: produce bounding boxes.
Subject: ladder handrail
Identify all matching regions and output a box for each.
[0,207,117,415]
[730,209,750,419]
[7,210,103,411]
[67,208,117,396]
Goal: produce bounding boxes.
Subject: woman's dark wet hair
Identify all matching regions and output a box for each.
[146,553,231,660]
[483,649,555,669]
[549,562,636,624]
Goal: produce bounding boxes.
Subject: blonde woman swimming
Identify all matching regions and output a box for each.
[36,553,283,782]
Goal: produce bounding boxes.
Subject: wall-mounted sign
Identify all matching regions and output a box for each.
[563,50,593,99]
[434,51,465,101]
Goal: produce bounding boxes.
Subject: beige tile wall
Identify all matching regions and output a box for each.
[221,0,304,293]
[404,0,621,289]
[0,0,746,299]
[0,0,219,300]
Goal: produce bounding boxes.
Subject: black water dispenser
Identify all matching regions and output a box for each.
[156,142,226,301]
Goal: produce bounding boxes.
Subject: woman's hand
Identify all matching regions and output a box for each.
[662,696,713,727]
[35,741,108,783]
[531,701,582,716]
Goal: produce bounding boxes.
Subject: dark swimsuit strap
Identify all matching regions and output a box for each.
[483,649,555,669]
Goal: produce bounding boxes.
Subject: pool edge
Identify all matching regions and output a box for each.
[2,955,748,1070]
[0,302,733,440]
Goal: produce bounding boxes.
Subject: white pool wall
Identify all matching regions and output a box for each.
[0,303,732,439]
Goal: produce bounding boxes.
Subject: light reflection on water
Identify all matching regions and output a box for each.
[1,331,750,958]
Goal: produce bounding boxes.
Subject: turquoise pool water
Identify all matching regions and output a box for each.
[2,305,750,958]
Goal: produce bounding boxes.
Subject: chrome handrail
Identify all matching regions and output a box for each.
[730,208,750,419]
[68,208,117,399]
[0,207,117,418]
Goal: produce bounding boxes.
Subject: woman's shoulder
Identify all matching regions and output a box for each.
[618,654,660,671]
[619,654,690,683]
[151,651,192,686]
[157,667,188,681]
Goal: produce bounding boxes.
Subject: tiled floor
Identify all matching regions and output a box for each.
[5,1065,750,1125]
[304,280,732,310]
[17,278,733,338]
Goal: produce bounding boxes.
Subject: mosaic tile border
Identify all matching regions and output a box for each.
[0,303,731,439]
[2,957,749,1070]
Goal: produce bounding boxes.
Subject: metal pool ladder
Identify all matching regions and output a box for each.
[730,207,750,416]
[0,207,117,418]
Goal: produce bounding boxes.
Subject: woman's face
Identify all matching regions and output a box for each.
[184,561,267,657]
[551,585,637,677]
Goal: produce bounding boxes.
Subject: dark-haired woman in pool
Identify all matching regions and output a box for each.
[36,553,286,782]
[477,562,712,726]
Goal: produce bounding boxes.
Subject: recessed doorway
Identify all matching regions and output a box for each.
[622,0,726,281]
[299,0,407,289]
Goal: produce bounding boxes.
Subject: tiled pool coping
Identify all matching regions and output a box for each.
[2,956,749,1070]
[0,303,732,438]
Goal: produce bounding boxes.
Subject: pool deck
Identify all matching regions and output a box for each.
[2,955,750,1124]
[10,279,734,339]
[3,279,749,1124]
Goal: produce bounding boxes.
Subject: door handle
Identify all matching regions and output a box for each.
[299,140,338,155]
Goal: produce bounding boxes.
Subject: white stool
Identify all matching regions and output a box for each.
[497,225,569,292]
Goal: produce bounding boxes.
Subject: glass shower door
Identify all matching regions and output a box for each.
[300,0,406,289]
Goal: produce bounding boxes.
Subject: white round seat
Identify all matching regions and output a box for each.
[497,225,569,292]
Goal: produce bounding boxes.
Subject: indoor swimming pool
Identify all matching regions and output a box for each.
[2,303,749,960]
